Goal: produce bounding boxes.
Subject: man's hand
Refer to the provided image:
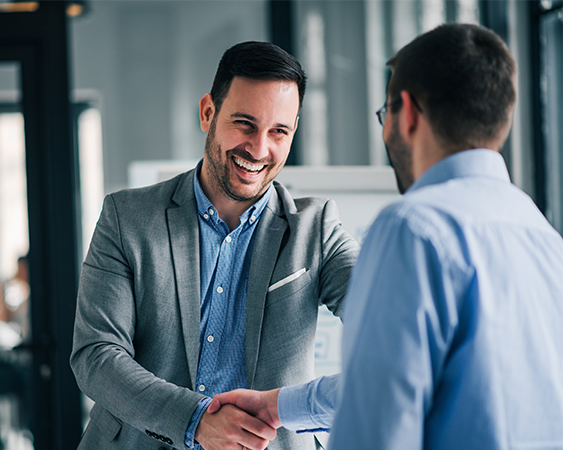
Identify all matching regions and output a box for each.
[195,404,276,450]
[207,388,282,429]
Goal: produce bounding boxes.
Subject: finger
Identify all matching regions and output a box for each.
[238,428,272,450]
[240,413,277,441]
[207,397,221,414]
[208,390,244,414]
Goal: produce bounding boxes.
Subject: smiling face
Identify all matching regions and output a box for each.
[199,77,300,208]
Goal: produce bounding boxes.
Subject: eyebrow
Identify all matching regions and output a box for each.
[230,112,294,132]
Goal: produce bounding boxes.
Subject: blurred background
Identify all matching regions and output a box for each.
[0,0,561,448]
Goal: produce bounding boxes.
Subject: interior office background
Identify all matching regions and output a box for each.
[0,1,561,449]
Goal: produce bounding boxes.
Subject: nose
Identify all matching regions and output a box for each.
[245,131,269,161]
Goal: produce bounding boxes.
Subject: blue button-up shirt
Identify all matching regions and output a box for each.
[278,150,563,449]
[185,164,272,448]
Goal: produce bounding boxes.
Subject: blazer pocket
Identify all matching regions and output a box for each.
[268,268,307,292]
[266,268,312,306]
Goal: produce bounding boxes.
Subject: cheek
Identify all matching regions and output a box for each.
[271,144,291,165]
[382,121,390,143]
[214,125,247,152]
[221,140,238,154]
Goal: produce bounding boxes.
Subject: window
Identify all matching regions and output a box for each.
[292,0,480,166]
[539,3,563,232]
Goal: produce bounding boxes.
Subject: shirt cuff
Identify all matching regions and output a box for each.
[184,397,212,449]
[278,374,339,433]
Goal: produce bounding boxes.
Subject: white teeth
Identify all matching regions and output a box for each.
[234,157,264,173]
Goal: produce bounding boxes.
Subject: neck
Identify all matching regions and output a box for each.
[198,166,262,232]
[411,121,449,182]
[210,195,254,231]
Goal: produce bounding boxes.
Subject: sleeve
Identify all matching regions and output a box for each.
[184,397,212,448]
[70,195,206,448]
[278,374,340,432]
[328,206,459,450]
[318,199,360,318]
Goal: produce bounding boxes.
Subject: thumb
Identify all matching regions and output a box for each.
[207,391,237,414]
[207,390,245,414]
[207,397,221,414]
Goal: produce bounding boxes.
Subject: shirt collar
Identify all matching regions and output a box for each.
[408,149,511,193]
[193,159,272,228]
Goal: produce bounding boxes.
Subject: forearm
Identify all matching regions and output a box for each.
[278,374,340,432]
[71,337,205,444]
[71,267,205,445]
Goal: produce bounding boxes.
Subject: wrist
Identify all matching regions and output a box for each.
[269,388,282,428]
[185,397,211,448]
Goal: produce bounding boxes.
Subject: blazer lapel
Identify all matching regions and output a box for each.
[168,170,201,390]
[246,188,287,388]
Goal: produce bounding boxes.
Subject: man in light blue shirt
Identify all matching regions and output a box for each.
[209,24,563,449]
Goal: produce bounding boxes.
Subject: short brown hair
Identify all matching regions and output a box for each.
[210,41,307,113]
[387,24,516,150]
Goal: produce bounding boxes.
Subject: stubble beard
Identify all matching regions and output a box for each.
[385,116,414,194]
[203,118,281,203]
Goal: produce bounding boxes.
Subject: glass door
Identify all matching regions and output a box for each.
[0,3,83,448]
[0,62,33,450]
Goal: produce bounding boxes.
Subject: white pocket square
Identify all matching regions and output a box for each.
[268,268,307,293]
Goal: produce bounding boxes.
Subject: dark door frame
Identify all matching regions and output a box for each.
[529,0,548,214]
[269,0,299,165]
[529,0,563,215]
[0,1,82,449]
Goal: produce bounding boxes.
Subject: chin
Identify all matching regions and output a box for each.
[226,182,265,203]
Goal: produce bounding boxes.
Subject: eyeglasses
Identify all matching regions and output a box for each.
[375,95,423,126]
[376,97,402,126]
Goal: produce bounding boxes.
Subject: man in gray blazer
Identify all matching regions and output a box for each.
[70,41,359,450]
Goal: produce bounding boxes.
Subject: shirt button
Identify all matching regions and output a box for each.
[225,236,232,243]
[208,208,214,216]
[216,286,223,294]
[198,384,205,392]
[207,335,214,343]
[251,215,256,222]
[203,213,209,220]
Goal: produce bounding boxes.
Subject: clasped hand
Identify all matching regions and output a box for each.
[195,388,281,450]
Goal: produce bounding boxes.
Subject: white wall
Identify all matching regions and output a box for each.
[70,0,268,194]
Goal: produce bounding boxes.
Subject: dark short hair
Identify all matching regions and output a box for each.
[387,24,516,149]
[210,41,307,113]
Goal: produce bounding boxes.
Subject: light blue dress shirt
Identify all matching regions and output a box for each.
[278,374,340,432]
[184,164,272,449]
[279,149,563,450]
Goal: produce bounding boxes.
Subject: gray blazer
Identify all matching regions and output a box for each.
[70,169,359,450]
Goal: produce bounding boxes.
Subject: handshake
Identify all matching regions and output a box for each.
[195,388,282,450]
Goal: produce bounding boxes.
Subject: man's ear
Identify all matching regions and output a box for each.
[399,90,420,140]
[199,93,215,132]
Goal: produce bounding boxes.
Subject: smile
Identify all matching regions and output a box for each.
[233,156,265,174]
